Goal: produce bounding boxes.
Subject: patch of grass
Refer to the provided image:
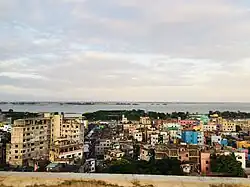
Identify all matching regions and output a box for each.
[0,179,155,187]
[131,179,154,187]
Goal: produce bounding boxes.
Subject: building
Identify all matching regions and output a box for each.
[203,123,217,132]
[155,145,200,164]
[237,141,250,149]
[140,117,151,125]
[49,139,83,163]
[197,131,205,145]
[211,135,222,145]
[167,127,182,140]
[222,120,236,132]
[178,120,197,126]
[7,117,51,166]
[121,115,129,124]
[140,145,153,161]
[200,152,211,175]
[182,131,198,145]
[7,114,84,166]
[51,114,84,143]
[133,131,143,142]
[150,133,159,146]
[95,139,112,156]
[104,149,125,161]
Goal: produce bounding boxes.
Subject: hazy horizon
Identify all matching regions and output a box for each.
[1,1,250,101]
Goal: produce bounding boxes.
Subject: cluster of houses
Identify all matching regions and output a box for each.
[2,109,250,176]
[99,114,250,176]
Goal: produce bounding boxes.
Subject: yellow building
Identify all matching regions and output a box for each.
[7,113,84,166]
[237,141,250,149]
[222,120,236,132]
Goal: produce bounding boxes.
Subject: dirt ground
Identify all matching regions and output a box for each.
[0,173,250,187]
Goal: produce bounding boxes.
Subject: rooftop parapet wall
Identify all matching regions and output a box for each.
[1,172,250,187]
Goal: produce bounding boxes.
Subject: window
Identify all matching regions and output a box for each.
[206,161,209,164]
[186,154,188,157]
[32,127,34,130]
[206,167,209,171]
[15,156,18,159]
[31,148,34,151]
[40,147,43,149]
[36,127,39,129]
[15,150,18,153]
[78,153,81,156]
[15,145,18,148]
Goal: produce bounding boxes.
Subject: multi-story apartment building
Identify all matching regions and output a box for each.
[7,113,84,166]
[95,139,112,156]
[7,117,51,166]
[202,123,217,132]
[49,139,83,162]
[222,120,236,132]
[155,144,200,164]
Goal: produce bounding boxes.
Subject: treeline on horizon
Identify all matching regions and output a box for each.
[1,108,250,121]
[83,110,250,121]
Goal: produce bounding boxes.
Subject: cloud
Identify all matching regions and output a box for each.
[0,72,46,79]
[0,0,250,101]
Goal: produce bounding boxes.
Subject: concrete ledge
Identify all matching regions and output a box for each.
[0,172,250,187]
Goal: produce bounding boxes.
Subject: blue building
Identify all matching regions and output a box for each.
[181,131,198,145]
[221,139,228,146]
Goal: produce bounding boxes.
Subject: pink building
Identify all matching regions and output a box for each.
[178,120,197,126]
[200,152,211,175]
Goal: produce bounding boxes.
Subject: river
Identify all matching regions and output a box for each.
[1,102,250,114]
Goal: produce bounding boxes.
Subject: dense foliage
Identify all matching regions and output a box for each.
[102,158,183,175]
[209,111,250,119]
[210,153,244,177]
[1,110,39,123]
[83,110,189,121]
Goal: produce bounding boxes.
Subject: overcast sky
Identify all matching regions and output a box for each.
[1,0,250,102]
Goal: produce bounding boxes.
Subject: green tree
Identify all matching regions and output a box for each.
[211,153,244,177]
[236,125,242,132]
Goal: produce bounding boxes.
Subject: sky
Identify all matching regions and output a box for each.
[1,0,250,102]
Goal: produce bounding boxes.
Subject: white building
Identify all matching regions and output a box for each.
[211,135,222,145]
[150,134,159,146]
[121,115,128,124]
[133,131,143,142]
[197,131,204,145]
[159,132,169,144]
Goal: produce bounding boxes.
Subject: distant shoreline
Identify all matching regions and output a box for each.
[0,102,249,106]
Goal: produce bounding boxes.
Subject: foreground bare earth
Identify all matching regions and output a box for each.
[0,172,250,187]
